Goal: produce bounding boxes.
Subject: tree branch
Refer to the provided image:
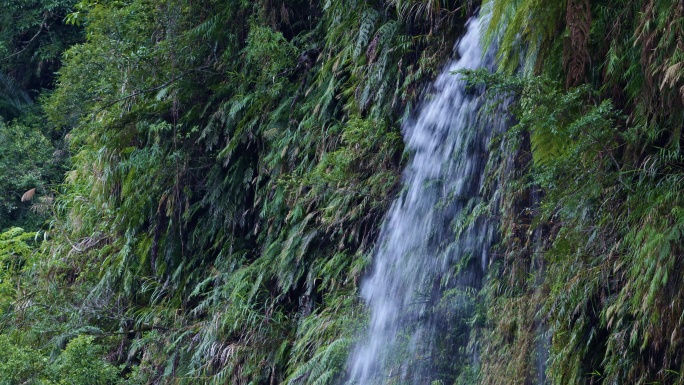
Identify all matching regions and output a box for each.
[1,14,49,62]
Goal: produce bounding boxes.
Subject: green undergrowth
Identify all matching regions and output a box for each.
[0,0,478,384]
[468,0,684,383]
[1,0,683,384]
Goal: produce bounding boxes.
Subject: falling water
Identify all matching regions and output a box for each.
[347,14,503,384]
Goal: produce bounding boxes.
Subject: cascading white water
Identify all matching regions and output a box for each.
[347,14,501,384]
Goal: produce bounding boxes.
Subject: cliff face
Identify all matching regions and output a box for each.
[0,0,683,384]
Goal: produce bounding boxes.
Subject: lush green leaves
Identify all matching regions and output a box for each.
[6,0,683,384]
[0,119,58,230]
[471,1,684,382]
[14,0,474,384]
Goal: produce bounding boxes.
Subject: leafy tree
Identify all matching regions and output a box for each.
[0,0,81,93]
[51,335,120,385]
[0,0,80,230]
[0,119,57,230]
[0,334,48,385]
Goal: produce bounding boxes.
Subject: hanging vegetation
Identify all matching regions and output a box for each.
[1,0,683,384]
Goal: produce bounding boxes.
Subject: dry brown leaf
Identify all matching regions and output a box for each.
[21,188,36,202]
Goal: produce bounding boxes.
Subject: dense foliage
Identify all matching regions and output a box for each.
[0,0,79,229]
[2,0,476,384]
[1,0,683,384]
[472,0,684,383]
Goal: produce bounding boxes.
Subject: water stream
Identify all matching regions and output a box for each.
[347,14,502,384]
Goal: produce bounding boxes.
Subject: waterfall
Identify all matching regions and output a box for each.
[347,14,502,384]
